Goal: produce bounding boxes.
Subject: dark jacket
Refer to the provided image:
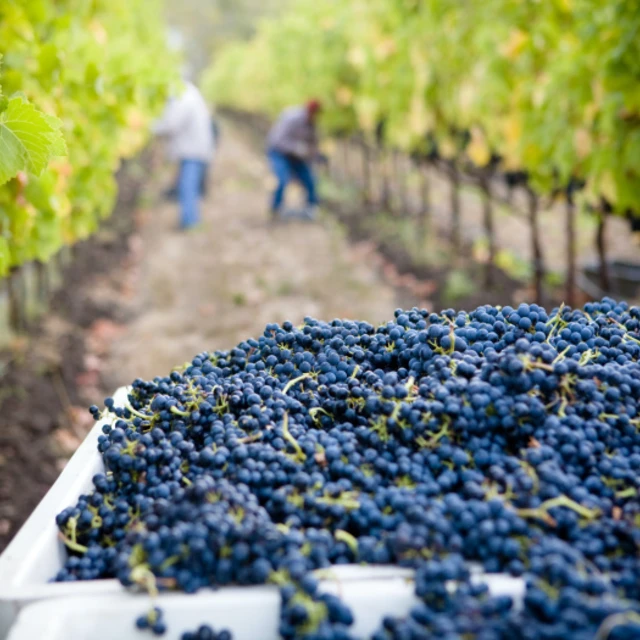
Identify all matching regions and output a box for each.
[267,106,317,161]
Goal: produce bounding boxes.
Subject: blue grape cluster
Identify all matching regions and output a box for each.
[182,625,232,640]
[371,555,640,639]
[278,574,354,640]
[55,299,640,638]
[135,606,167,635]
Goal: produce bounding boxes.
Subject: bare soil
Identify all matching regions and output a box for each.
[0,162,147,550]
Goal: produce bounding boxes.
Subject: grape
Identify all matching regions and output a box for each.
[135,607,166,636]
[181,625,233,640]
[56,298,640,639]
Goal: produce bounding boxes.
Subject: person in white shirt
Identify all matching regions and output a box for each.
[153,81,215,230]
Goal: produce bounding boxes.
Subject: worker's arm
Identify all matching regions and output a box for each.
[308,125,320,160]
[152,94,190,136]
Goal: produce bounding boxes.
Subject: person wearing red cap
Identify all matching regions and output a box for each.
[266,100,323,222]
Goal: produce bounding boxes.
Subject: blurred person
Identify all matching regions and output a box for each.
[266,100,322,222]
[153,81,214,230]
[163,118,220,201]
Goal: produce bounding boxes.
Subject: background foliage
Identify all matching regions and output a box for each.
[206,0,640,213]
[0,0,179,278]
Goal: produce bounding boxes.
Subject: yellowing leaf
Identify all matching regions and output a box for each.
[354,96,378,133]
[348,46,367,69]
[126,106,146,131]
[408,94,432,137]
[320,17,335,30]
[574,128,592,159]
[501,29,528,60]
[410,45,430,88]
[440,138,457,160]
[374,38,396,61]
[467,127,491,167]
[335,86,353,106]
[598,171,617,205]
[89,20,108,46]
[458,82,477,113]
[504,114,522,150]
[532,76,549,108]
[591,78,604,108]
[583,101,599,125]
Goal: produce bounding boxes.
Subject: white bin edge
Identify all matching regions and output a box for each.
[6,574,525,640]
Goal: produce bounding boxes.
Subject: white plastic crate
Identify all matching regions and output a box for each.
[0,385,525,639]
[0,388,412,635]
[5,574,525,640]
[4,580,414,640]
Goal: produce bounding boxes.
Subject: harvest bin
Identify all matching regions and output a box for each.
[0,387,524,639]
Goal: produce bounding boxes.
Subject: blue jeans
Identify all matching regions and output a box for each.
[267,150,318,214]
[178,159,207,229]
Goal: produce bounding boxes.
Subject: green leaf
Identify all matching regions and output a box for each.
[42,113,67,156]
[0,95,66,186]
[38,42,60,79]
[0,237,9,278]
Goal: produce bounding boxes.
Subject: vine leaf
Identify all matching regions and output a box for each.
[0,95,66,186]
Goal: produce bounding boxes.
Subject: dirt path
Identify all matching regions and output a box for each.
[102,125,398,389]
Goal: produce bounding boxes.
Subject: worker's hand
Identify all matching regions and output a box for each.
[290,142,309,159]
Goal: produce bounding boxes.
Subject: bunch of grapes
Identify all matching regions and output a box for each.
[182,625,232,640]
[56,298,640,638]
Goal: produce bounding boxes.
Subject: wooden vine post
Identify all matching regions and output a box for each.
[328,140,338,183]
[527,187,545,306]
[418,158,431,235]
[449,162,462,254]
[479,174,496,288]
[375,121,391,211]
[7,267,26,334]
[505,173,515,207]
[595,202,611,293]
[35,260,50,312]
[352,137,364,192]
[342,138,351,183]
[394,150,409,217]
[565,189,577,307]
[379,148,391,211]
[361,140,372,206]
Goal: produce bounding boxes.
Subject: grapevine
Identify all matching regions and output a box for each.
[0,0,179,278]
[204,0,640,214]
